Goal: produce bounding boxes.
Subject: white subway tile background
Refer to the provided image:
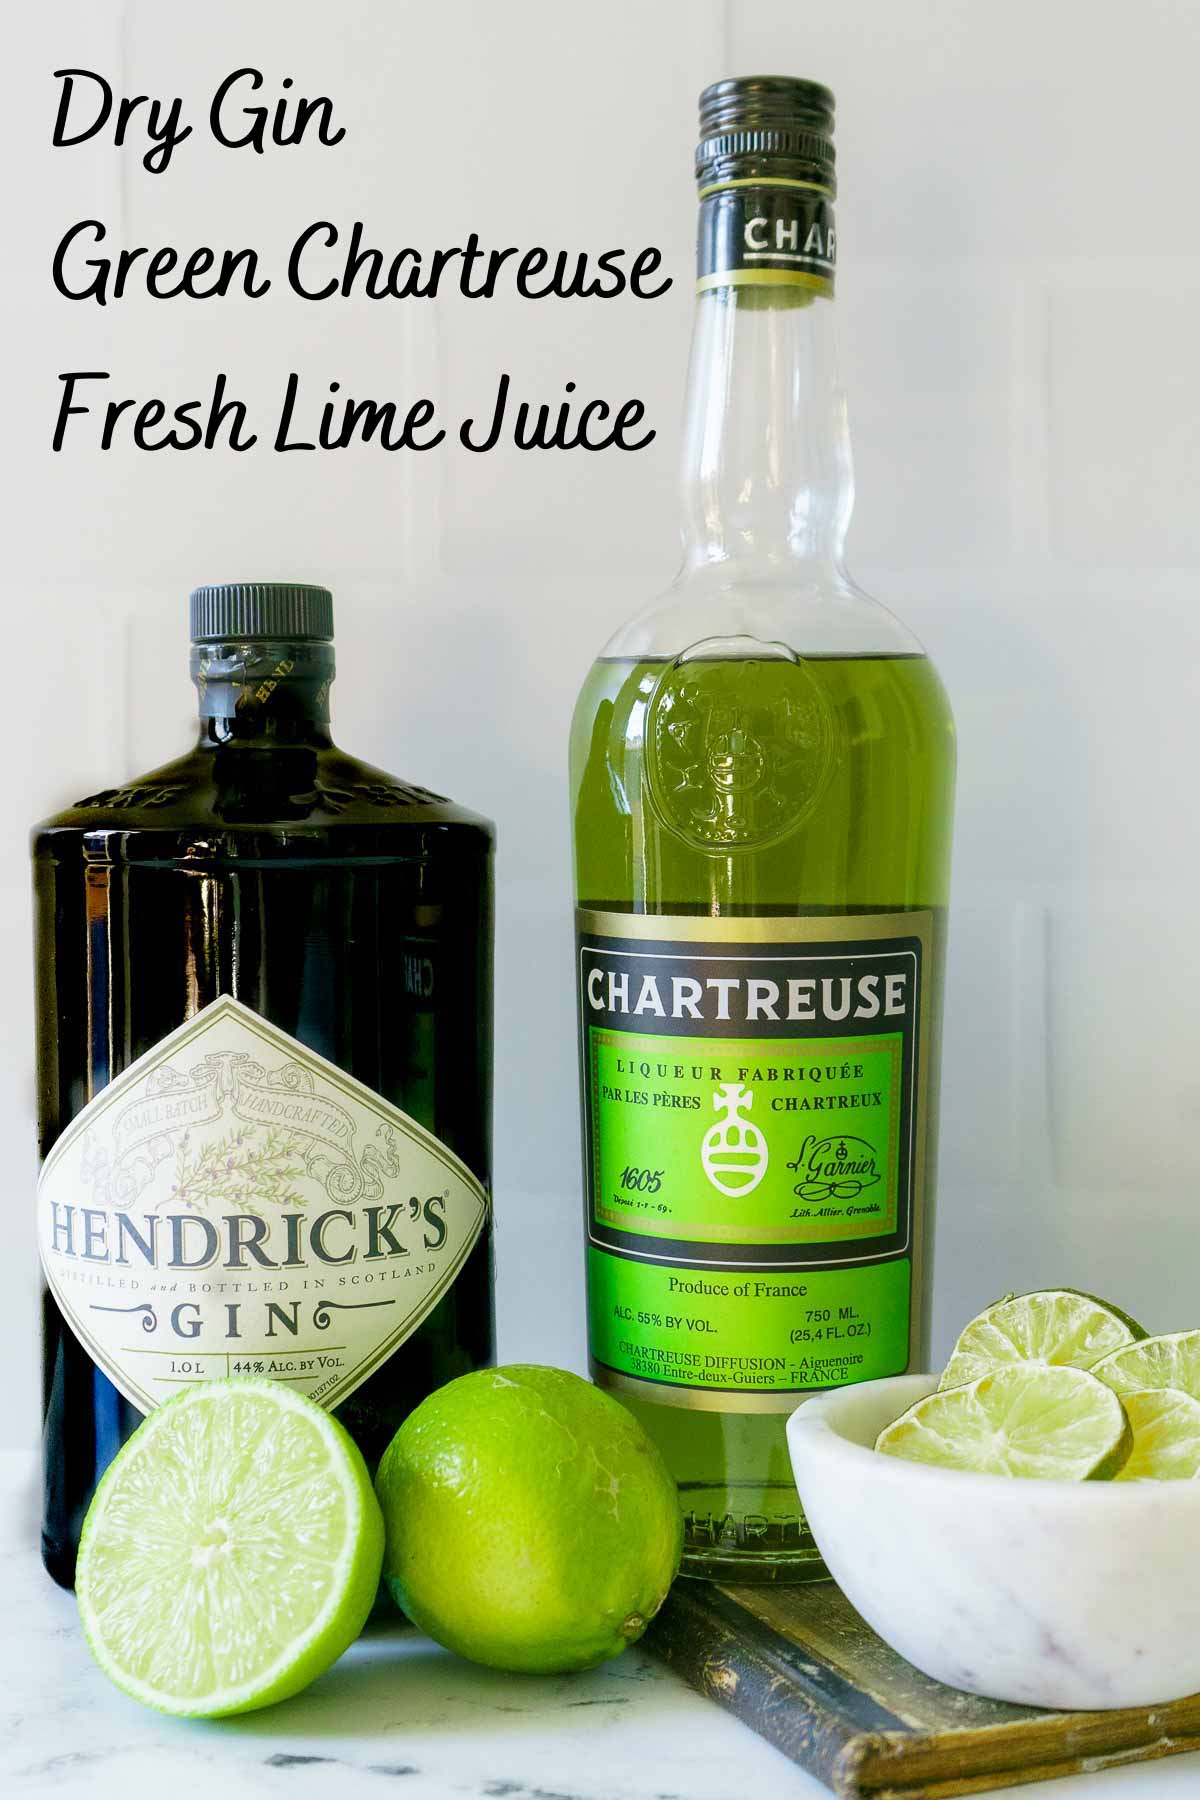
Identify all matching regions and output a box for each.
[4,0,1197,1448]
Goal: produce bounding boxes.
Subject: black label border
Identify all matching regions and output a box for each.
[577,930,922,1276]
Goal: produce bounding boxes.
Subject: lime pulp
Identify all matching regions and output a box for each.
[877,1363,1133,1480]
[1092,1329,1200,1402]
[1114,1388,1200,1481]
[76,1379,384,1716]
[939,1289,1145,1391]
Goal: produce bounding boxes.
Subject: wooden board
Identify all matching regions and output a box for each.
[644,1580,1200,1797]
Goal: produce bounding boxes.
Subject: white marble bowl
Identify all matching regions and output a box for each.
[787,1372,1200,1710]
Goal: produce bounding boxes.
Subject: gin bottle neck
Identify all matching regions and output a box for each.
[679,286,854,574]
[191,640,335,747]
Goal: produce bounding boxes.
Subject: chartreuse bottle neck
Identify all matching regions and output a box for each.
[682,77,847,577]
[679,278,853,574]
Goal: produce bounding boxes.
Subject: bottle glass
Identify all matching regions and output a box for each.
[35,607,494,1586]
[571,90,955,1581]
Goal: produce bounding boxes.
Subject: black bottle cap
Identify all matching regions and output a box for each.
[189,582,334,643]
[696,75,836,191]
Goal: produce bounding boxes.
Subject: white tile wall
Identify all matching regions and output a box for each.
[1048,272,1200,565]
[5,0,1199,1446]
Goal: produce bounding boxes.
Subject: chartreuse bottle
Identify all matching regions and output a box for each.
[570,77,955,1580]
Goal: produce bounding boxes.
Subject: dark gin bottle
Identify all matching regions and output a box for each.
[35,583,494,1586]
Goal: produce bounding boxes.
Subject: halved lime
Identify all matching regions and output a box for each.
[877,1364,1133,1480]
[939,1289,1145,1390]
[1092,1329,1200,1402]
[1114,1389,1200,1482]
[76,1379,384,1716]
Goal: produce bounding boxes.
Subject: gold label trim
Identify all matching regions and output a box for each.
[577,907,933,947]
[696,269,833,297]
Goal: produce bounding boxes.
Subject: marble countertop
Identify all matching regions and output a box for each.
[4,1454,1198,1800]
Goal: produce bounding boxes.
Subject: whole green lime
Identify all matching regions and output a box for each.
[374,1364,682,1674]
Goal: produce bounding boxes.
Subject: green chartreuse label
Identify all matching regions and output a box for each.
[577,910,931,1412]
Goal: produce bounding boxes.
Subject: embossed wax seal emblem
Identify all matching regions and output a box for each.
[645,641,835,850]
[37,996,488,1415]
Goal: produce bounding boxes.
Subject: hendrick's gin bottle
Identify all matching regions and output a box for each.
[34,582,494,1585]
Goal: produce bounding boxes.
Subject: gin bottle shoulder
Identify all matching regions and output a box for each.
[32,739,494,861]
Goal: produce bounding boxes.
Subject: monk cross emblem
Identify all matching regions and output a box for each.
[700,1082,769,1198]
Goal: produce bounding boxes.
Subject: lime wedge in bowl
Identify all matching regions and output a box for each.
[1115,1389,1200,1482]
[877,1364,1133,1480]
[76,1379,384,1716]
[1091,1329,1200,1401]
[939,1289,1145,1390]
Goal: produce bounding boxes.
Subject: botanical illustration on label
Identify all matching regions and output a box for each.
[697,182,837,295]
[578,911,929,1412]
[38,995,488,1415]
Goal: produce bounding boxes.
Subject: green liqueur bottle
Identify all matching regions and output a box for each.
[571,79,955,1580]
[35,584,494,1585]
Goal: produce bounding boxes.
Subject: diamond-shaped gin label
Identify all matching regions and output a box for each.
[38,996,488,1414]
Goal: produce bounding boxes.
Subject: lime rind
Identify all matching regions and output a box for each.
[877,1363,1133,1481]
[375,1364,682,1674]
[1091,1329,1200,1403]
[76,1379,384,1717]
[939,1289,1146,1391]
[1115,1388,1200,1482]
